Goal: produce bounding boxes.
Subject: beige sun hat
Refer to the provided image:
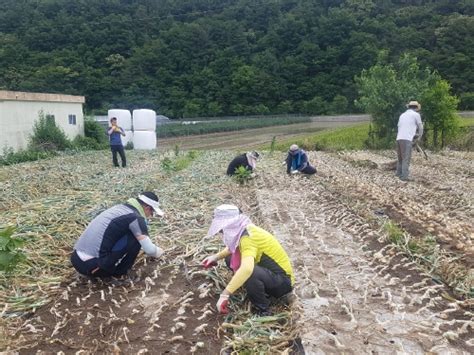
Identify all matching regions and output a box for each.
[407,101,421,110]
[289,144,299,152]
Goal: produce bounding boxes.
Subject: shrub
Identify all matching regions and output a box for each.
[459,92,474,110]
[0,146,56,166]
[0,226,25,273]
[29,111,71,151]
[233,166,252,185]
[84,118,108,149]
[72,136,102,150]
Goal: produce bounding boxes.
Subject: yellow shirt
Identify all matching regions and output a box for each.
[225,224,294,294]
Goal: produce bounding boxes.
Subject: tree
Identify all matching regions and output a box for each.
[328,95,349,114]
[303,96,328,115]
[421,80,460,148]
[355,52,437,143]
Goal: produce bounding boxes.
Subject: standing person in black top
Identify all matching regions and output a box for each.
[107,117,127,168]
[226,151,260,176]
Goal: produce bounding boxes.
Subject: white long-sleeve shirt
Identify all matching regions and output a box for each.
[396,109,423,141]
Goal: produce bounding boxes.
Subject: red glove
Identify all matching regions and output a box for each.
[216,294,229,314]
[202,255,218,269]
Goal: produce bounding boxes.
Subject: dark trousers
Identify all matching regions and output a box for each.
[71,234,140,277]
[301,165,317,175]
[226,257,292,312]
[111,145,126,167]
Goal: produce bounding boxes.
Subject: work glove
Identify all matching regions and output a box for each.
[202,255,218,269]
[154,246,164,258]
[216,294,230,314]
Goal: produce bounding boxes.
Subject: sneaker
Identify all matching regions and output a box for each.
[255,309,273,317]
[279,292,297,306]
[251,306,273,317]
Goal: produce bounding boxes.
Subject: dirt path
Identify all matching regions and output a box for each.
[252,151,473,353]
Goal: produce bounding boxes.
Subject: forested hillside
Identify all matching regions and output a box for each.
[0,0,472,117]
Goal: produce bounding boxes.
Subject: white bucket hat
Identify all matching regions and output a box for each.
[138,193,164,217]
[207,204,240,237]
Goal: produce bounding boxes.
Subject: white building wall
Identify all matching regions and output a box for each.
[0,91,85,152]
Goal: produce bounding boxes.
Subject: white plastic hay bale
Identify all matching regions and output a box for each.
[122,130,133,146]
[133,109,156,131]
[108,109,132,130]
[133,130,156,150]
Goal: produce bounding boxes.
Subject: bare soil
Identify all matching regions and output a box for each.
[250,150,473,353]
[15,257,222,354]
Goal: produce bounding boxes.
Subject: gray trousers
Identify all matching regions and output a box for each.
[396,140,412,180]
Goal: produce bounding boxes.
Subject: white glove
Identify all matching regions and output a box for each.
[154,246,164,258]
[202,255,218,269]
[216,294,230,314]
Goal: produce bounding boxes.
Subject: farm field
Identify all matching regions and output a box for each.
[156,118,369,151]
[0,147,472,353]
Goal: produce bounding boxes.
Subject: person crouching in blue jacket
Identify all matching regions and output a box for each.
[286,144,316,175]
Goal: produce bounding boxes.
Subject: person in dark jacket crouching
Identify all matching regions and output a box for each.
[226,151,260,176]
[286,144,316,175]
[71,192,164,278]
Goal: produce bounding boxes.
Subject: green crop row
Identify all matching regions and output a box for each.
[156,116,311,138]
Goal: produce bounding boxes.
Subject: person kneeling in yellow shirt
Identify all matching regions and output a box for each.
[202,204,295,315]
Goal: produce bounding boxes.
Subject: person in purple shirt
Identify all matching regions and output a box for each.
[107,117,127,167]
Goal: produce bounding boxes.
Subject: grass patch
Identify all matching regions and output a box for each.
[160,150,200,172]
[446,117,474,151]
[0,147,57,166]
[269,123,370,151]
[266,117,473,152]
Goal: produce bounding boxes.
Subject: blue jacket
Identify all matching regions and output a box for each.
[108,127,124,146]
[286,149,309,173]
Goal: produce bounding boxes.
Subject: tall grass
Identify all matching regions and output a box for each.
[446,117,474,151]
[271,123,370,151]
[268,117,473,152]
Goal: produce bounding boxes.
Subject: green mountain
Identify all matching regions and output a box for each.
[0,0,472,116]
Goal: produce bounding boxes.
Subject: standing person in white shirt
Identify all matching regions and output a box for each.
[396,101,424,181]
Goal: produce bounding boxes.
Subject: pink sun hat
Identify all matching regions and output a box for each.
[207,204,240,237]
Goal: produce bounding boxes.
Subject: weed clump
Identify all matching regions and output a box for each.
[233,166,252,185]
